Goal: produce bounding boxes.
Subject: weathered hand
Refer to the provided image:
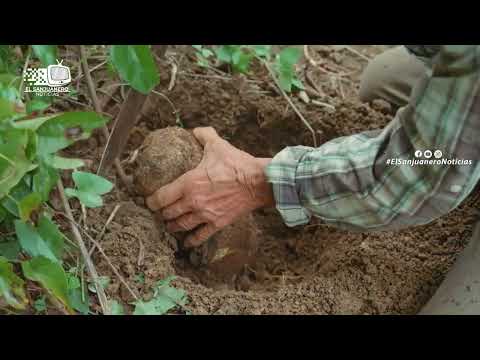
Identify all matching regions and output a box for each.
[146,127,274,248]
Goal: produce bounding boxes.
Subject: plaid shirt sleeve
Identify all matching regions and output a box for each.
[265,45,480,231]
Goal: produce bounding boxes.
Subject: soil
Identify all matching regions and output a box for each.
[72,45,480,314]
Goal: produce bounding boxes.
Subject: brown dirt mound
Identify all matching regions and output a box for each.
[87,46,479,314]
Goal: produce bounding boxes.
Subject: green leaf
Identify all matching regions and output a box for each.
[35,112,107,156]
[36,215,64,260]
[11,114,56,131]
[65,188,103,208]
[275,47,303,93]
[133,300,158,315]
[133,276,187,315]
[32,159,59,202]
[250,45,271,59]
[214,45,241,64]
[0,129,36,201]
[14,220,59,263]
[22,256,71,310]
[0,98,16,122]
[109,45,159,94]
[0,178,31,217]
[26,98,51,115]
[25,130,37,161]
[18,192,41,221]
[87,275,110,293]
[0,256,27,309]
[31,45,57,66]
[291,78,305,90]
[44,155,84,169]
[109,300,125,315]
[232,51,253,73]
[278,47,302,66]
[196,54,210,68]
[0,83,20,102]
[0,73,21,88]
[67,285,90,315]
[66,272,80,290]
[65,171,113,208]
[34,295,47,313]
[201,49,214,58]
[72,171,113,195]
[277,68,294,92]
[0,238,21,261]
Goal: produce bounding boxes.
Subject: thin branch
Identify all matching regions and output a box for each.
[262,60,318,147]
[78,226,139,302]
[55,205,139,302]
[73,59,108,83]
[88,204,121,257]
[167,58,178,91]
[97,204,121,242]
[56,179,110,315]
[342,45,372,62]
[311,100,336,112]
[151,90,180,120]
[19,48,31,100]
[303,45,354,77]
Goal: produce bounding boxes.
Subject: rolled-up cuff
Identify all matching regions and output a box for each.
[264,146,313,227]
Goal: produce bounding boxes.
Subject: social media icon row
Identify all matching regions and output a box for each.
[415,150,443,159]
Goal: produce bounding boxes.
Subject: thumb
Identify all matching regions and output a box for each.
[192,127,220,146]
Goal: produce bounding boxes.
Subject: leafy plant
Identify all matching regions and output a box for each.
[1,44,188,315]
[0,45,112,314]
[133,276,187,315]
[65,171,113,208]
[192,45,305,92]
[109,45,160,94]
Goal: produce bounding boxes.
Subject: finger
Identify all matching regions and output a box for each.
[162,198,192,220]
[146,176,185,211]
[166,213,205,233]
[184,223,218,248]
[192,127,219,146]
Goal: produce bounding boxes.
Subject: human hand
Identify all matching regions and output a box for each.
[146,127,274,248]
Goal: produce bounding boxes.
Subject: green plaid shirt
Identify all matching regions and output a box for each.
[265,45,480,231]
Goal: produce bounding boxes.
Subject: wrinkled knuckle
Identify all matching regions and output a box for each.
[191,195,206,211]
[177,218,190,231]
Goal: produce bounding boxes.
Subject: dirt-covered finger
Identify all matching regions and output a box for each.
[166,213,205,233]
[162,198,193,220]
[184,223,218,248]
[146,175,186,211]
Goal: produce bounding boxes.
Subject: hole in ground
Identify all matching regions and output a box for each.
[171,209,330,292]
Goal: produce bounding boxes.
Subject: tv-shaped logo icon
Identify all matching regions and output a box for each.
[46,60,71,87]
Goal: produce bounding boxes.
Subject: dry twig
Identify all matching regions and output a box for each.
[342,45,372,62]
[56,179,110,315]
[167,58,178,91]
[81,229,140,301]
[263,60,317,147]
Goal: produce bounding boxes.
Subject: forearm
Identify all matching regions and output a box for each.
[265,45,480,232]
